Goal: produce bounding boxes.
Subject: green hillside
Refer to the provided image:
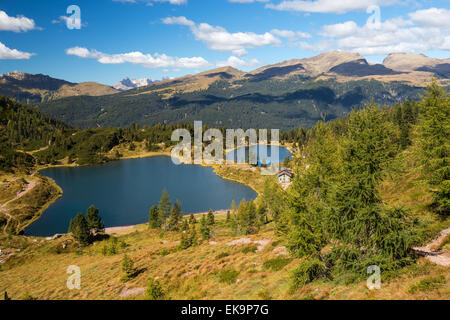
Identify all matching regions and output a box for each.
[37,78,423,130]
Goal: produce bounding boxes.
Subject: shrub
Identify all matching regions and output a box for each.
[21,293,37,300]
[408,275,446,294]
[292,258,327,288]
[263,258,292,271]
[218,269,240,284]
[216,252,230,259]
[241,245,258,254]
[146,278,165,300]
[101,237,124,256]
[257,289,272,300]
[120,254,137,282]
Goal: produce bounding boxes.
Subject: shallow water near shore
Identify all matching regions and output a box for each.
[24,155,260,237]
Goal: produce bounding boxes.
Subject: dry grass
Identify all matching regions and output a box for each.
[0,212,448,300]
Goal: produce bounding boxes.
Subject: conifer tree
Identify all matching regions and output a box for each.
[181,218,189,232]
[206,209,215,226]
[121,254,136,281]
[148,205,160,229]
[328,106,414,271]
[189,213,197,224]
[199,215,210,240]
[69,213,91,246]
[158,189,171,227]
[167,200,183,231]
[419,80,450,216]
[86,205,104,233]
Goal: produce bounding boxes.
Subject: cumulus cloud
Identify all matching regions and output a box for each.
[409,8,450,28]
[216,56,260,68]
[0,10,36,32]
[65,46,211,69]
[163,16,283,56]
[266,0,397,14]
[299,7,450,56]
[0,42,35,59]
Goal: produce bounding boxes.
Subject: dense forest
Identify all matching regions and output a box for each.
[37,78,424,130]
[0,96,290,171]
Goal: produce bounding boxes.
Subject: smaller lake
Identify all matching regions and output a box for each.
[226,145,292,165]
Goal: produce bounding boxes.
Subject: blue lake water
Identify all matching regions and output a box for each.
[25,146,291,237]
[226,145,292,165]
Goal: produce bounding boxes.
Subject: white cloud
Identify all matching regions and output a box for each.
[216,56,260,68]
[0,42,35,59]
[271,29,311,40]
[163,16,281,56]
[300,7,450,56]
[0,10,36,32]
[320,21,358,37]
[409,8,450,28]
[162,17,311,56]
[66,46,211,69]
[162,16,194,27]
[266,0,397,14]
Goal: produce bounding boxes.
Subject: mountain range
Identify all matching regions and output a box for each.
[113,77,159,91]
[1,51,449,130]
[0,71,118,105]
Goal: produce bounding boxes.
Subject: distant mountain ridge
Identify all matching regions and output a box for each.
[4,51,450,130]
[113,77,159,91]
[0,71,118,104]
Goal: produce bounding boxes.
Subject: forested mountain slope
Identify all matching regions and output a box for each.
[36,51,450,130]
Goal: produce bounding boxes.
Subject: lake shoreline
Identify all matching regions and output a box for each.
[24,144,291,237]
[105,210,229,235]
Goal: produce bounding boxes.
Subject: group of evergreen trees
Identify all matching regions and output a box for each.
[68,205,104,246]
[226,199,267,235]
[273,81,449,285]
[148,189,221,250]
[148,189,184,231]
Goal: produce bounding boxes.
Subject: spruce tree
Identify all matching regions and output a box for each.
[86,205,104,233]
[121,254,136,281]
[181,219,189,231]
[199,215,210,240]
[167,200,183,231]
[148,205,160,229]
[206,209,215,226]
[158,189,171,227]
[69,213,91,246]
[189,213,197,224]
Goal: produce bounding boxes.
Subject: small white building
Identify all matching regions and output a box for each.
[278,167,294,189]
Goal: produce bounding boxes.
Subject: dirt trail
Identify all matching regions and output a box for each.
[412,227,450,267]
[0,180,37,232]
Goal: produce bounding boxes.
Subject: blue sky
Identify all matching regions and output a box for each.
[1,0,449,85]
